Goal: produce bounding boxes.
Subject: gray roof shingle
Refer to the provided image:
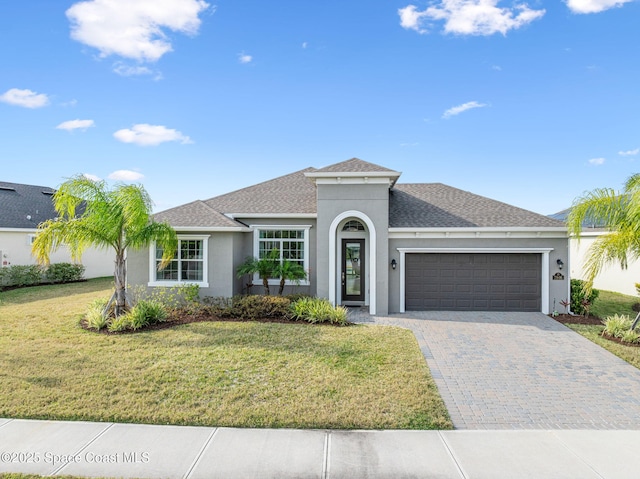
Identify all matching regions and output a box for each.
[153,160,563,230]
[314,158,398,173]
[153,200,246,228]
[390,184,564,228]
[203,167,318,215]
[0,181,58,229]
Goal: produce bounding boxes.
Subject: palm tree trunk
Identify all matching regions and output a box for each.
[114,251,127,316]
[262,276,270,295]
[279,278,285,296]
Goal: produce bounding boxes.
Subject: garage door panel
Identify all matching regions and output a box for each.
[405,253,541,312]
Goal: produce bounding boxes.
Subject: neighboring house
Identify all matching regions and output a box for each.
[551,208,639,296]
[128,159,569,315]
[0,181,113,278]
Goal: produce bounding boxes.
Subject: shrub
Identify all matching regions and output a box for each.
[129,283,200,311]
[602,314,633,339]
[570,279,600,316]
[46,263,85,283]
[4,265,43,287]
[620,329,640,344]
[85,298,110,330]
[108,314,131,332]
[221,295,291,320]
[290,297,349,326]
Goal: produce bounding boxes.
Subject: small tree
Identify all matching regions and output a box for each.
[32,176,177,317]
[236,249,279,295]
[274,259,307,296]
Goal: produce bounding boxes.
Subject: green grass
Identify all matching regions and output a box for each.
[568,289,640,370]
[0,278,451,430]
[590,289,637,319]
[568,324,640,369]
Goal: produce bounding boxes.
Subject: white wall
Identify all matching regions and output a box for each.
[571,232,640,296]
[0,229,113,279]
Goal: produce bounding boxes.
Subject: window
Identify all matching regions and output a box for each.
[253,226,310,284]
[149,236,209,286]
[342,220,365,232]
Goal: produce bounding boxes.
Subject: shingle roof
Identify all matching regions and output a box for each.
[153,160,563,230]
[390,184,564,228]
[153,200,246,228]
[203,167,318,215]
[314,158,398,173]
[0,181,58,229]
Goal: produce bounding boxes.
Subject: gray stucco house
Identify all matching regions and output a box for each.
[128,158,569,315]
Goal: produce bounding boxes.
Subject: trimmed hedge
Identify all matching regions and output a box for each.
[0,263,85,288]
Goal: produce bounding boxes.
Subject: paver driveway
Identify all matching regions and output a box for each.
[369,312,640,429]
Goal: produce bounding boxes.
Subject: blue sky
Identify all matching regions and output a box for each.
[0,0,638,216]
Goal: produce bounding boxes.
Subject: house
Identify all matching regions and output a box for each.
[128,159,569,315]
[0,181,113,278]
[550,208,639,296]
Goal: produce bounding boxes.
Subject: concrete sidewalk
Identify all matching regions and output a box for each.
[1,418,639,478]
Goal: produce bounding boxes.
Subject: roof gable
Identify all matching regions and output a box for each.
[153,200,246,229]
[0,181,58,229]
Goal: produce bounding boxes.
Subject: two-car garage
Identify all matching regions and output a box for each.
[404,252,542,312]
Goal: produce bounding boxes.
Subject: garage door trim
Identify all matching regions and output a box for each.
[397,248,553,314]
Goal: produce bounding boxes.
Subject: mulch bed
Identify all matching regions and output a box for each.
[80,311,349,335]
[601,332,640,348]
[551,313,602,325]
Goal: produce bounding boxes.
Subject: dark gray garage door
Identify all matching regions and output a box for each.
[405,253,541,311]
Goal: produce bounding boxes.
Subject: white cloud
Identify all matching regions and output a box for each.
[113,124,192,146]
[83,173,101,181]
[399,5,430,33]
[492,65,502,71]
[66,0,210,62]
[302,42,308,49]
[442,101,488,119]
[566,0,632,13]
[399,1,545,36]
[588,157,606,166]
[56,119,95,131]
[238,53,253,64]
[108,170,145,181]
[0,88,50,108]
[619,148,639,156]
[113,63,153,76]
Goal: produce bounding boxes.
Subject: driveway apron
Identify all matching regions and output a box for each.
[370,312,640,429]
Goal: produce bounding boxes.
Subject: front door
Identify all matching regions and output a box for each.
[341,239,365,302]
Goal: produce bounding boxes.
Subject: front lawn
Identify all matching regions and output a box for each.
[0,278,451,429]
[563,289,640,369]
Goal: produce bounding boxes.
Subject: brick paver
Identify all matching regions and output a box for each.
[359,311,640,429]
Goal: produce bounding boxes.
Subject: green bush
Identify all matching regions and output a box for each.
[290,297,349,325]
[602,314,640,343]
[129,283,200,311]
[6,265,43,287]
[570,279,600,316]
[46,263,85,283]
[221,295,291,320]
[85,298,110,330]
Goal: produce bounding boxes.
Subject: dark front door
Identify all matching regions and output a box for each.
[342,239,365,302]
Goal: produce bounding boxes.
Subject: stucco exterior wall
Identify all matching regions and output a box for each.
[0,229,113,278]
[315,183,390,315]
[388,235,570,314]
[571,233,640,296]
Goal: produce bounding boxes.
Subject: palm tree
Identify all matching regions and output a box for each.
[274,259,307,296]
[567,174,640,291]
[32,175,177,317]
[236,249,280,295]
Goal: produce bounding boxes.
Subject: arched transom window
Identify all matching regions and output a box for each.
[342,220,365,232]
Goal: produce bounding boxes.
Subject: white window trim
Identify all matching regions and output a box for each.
[148,235,210,287]
[397,247,553,315]
[251,225,311,286]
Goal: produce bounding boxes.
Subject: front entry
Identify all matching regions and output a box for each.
[341,239,365,302]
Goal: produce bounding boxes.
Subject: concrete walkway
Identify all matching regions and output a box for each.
[366,311,640,429]
[2,418,640,478]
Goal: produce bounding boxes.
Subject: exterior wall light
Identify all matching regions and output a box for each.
[391,259,397,270]
[556,259,564,270]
